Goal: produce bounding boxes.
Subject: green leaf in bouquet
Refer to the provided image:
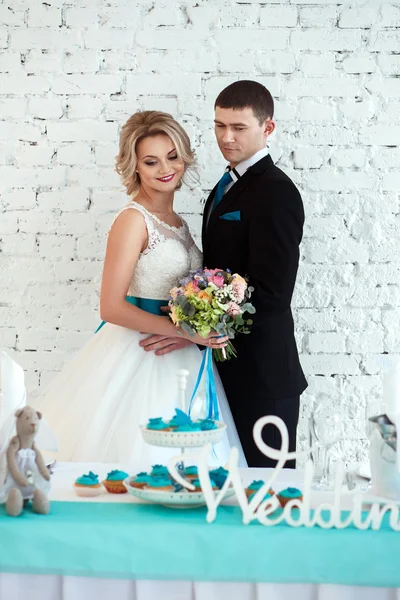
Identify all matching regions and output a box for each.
[180,297,196,317]
[179,321,196,337]
[245,286,254,300]
[242,303,256,314]
[247,319,253,325]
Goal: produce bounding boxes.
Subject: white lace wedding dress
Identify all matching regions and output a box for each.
[35,202,247,471]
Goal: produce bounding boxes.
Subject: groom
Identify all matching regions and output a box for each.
[201,80,307,468]
[141,80,307,467]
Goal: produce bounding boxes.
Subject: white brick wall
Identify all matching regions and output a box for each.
[1,0,399,464]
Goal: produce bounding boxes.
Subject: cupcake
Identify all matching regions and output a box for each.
[145,476,174,492]
[184,465,198,480]
[248,491,272,504]
[171,481,184,492]
[245,480,274,498]
[150,464,170,478]
[102,469,129,494]
[74,471,103,497]
[168,415,179,430]
[176,423,202,432]
[277,487,303,508]
[168,409,191,429]
[190,477,218,492]
[169,408,203,431]
[198,418,218,431]
[147,417,169,431]
[209,466,229,489]
[130,472,150,489]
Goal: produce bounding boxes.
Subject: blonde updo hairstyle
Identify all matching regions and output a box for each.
[116,110,195,197]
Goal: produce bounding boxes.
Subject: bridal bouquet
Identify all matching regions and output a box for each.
[169,268,255,361]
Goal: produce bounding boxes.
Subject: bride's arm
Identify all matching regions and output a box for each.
[139,332,194,355]
[99,209,226,348]
[99,209,179,336]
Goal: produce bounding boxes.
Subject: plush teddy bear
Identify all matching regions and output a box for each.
[2,406,51,517]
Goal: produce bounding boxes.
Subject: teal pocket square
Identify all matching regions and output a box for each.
[220,211,241,221]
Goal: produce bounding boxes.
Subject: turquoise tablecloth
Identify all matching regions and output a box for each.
[0,501,399,587]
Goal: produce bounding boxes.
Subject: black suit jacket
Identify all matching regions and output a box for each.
[202,154,307,402]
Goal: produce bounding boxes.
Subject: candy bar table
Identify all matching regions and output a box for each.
[0,462,399,600]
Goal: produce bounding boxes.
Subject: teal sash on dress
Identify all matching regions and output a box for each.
[95,296,167,332]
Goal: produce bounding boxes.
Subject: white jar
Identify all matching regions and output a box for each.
[369,428,400,500]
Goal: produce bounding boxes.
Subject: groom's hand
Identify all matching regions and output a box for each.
[139,334,193,356]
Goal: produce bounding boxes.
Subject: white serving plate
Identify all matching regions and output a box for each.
[140,422,227,448]
[124,477,234,508]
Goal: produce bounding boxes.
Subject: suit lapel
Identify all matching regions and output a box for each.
[201,183,218,250]
[204,155,275,249]
[209,172,253,225]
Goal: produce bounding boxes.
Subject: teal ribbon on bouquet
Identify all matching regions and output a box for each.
[96,296,167,332]
[188,347,220,421]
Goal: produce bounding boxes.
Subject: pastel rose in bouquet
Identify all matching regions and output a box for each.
[169,268,255,361]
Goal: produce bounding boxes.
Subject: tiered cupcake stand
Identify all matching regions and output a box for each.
[124,370,234,508]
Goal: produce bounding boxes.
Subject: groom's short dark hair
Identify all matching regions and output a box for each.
[215,80,274,125]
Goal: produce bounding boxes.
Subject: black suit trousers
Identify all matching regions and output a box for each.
[218,359,300,468]
[241,395,300,469]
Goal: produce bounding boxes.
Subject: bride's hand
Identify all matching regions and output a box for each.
[139,334,194,355]
[180,330,229,349]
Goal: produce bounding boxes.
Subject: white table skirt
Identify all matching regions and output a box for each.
[1,463,399,600]
[1,574,400,600]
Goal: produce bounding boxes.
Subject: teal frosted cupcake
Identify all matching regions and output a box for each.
[184,466,198,480]
[150,465,170,478]
[247,491,280,512]
[130,472,150,489]
[176,423,202,432]
[103,469,129,494]
[168,408,193,430]
[168,415,180,430]
[190,477,218,492]
[277,487,303,507]
[245,479,274,498]
[248,491,272,502]
[209,466,229,489]
[74,471,102,497]
[147,417,169,430]
[145,476,174,492]
[199,418,218,431]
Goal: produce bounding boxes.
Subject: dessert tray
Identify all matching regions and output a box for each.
[132,370,231,509]
[139,422,227,448]
[124,477,234,509]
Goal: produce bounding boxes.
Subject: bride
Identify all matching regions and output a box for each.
[35,110,246,470]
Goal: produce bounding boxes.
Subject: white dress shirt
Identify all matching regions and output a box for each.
[206,145,270,227]
[224,145,270,194]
